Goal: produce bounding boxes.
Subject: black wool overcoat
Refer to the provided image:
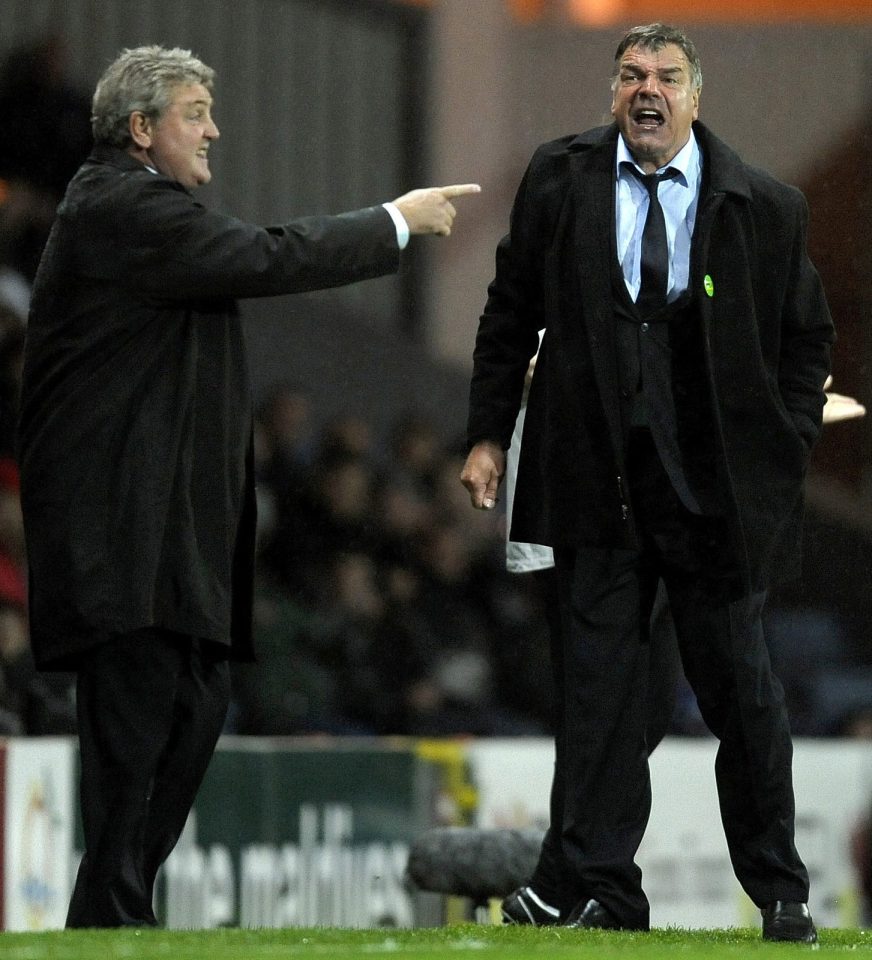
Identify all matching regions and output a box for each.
[467,121,834,592]
[19,146,400,669]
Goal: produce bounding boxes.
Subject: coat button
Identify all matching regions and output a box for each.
[640,322,649,333]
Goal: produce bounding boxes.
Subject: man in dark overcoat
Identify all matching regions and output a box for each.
[17,44,478,928]
[461,23,832,942]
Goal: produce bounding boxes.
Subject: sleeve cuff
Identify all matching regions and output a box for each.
[382,202,410,250]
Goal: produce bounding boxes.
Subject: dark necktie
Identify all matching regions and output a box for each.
[625,164,677,315]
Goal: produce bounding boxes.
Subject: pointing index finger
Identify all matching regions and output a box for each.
[438,183,482,199]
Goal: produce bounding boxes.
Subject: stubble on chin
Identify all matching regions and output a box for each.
[625,135,660,166]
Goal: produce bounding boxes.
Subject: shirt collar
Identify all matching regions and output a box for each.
[616,129,700,187]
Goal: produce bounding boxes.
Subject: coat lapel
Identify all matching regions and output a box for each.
[688,122,752,337]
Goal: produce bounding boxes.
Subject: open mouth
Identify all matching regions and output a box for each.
[633,109,664,129]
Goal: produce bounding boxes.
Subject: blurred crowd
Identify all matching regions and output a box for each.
[241,386,556,736]
[0,35,871,743]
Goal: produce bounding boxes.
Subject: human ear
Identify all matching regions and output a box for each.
[129,111,153,149]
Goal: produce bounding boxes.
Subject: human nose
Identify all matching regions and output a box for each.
[639,73,661,96]
[206,117,220,139]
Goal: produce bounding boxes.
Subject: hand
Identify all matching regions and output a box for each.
[460,440,505,510]
[823,392,866,424]
[392,183,481,237]
[823,376,866,424]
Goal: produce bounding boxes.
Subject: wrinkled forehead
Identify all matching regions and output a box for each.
[166,81,213,109]
[617,42,690,72]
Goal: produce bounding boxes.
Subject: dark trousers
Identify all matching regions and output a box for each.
[528,569,680,915]
[552,429,809,929]
[67,628,230,928]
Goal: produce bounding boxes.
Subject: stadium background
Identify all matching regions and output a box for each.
[0,0,871,933]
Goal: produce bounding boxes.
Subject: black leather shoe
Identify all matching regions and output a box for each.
[563,898,622,930]
[761,901,818,943]
[501,886,561,925]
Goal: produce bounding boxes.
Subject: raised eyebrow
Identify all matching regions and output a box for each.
[620,63,687,76]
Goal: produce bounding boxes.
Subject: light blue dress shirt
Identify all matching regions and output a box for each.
[615,131,702,304]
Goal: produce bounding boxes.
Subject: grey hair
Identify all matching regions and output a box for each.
[612,23,702,93]
[91,45,215,148]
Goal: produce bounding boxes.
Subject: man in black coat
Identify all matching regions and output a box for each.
[18,44,478,928]
[462,23,832,942]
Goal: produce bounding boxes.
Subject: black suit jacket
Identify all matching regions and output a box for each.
[19,145,399,669]
[467,121,834,591]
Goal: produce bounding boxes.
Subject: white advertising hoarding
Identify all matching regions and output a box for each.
[2,738,76,931]
[466,737,872,929]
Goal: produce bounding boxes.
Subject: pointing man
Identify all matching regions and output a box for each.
[18,44,478,927]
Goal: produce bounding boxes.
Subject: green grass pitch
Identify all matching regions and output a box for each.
[1,925,870,960]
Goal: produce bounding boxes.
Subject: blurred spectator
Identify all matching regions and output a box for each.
[0,37,91,196]
[370,474,434,567]
[0,36,91,283]
[0,457,25,573]
[257,382,315,481]
[320,413,376,463]
[269,448,379,598]
[313,550,392,732]
[834,707,872,743]
[0,457,75,733]
[393,520,543,734]
[232,576,348,735]
[0,307,25,455]
[388,412,444,500]
[0,181,43,319]
[0,454,28,733]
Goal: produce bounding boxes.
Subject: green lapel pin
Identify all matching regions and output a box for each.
[704,274,715,297]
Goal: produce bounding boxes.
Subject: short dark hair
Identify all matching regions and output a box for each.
[613,23,702,92]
